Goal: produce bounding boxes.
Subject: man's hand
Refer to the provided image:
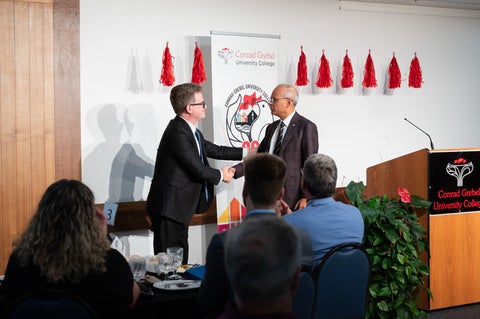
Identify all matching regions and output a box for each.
[275,199,292,217]
[221,167,235,183]
[294,198,307,210]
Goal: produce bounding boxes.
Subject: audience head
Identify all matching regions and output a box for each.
[243,153,287,208]
[302,153,338,198]
[224,216,301,312]
[269,84,299,120]
[13,179,110,283]
[170,82,203,115]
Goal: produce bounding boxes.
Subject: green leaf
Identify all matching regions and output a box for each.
[377,301,390,312]
[345,181,430,319]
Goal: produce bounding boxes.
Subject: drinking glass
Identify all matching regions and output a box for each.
[128,255,146,281]
[166,247,183,280]
[156,252,172,281]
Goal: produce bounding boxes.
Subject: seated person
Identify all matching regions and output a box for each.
[198,153,312,318]
[219,216,300,318]
[283,153,364,266]
[2,179,140,318]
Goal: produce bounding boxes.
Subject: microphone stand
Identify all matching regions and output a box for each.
[404,118,435,150]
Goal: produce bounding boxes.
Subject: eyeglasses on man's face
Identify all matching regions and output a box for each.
[270,97,290,104]
[189,101,207,108]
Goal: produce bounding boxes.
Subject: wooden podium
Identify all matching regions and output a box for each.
[366,148,480,310]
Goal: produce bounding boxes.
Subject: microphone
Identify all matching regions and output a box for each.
[404,118,434,150]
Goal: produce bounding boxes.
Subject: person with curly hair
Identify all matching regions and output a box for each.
[2,179,140,318]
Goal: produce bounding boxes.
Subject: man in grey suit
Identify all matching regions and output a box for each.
[235,84,319,211]
[146,83,243,264]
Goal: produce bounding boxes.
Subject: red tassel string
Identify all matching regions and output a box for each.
[362,49,377,88]
[408,53,423,88]
[316,50,333,88]
[159,42,175,87]
[341,50,354,88]
[388,52,401,89]
[191,42,207,84]
[296,46,309,86]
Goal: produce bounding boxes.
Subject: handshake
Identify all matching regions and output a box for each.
[221,167,236,183]
[220,146,257,183]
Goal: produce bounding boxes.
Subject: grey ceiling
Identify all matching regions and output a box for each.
[346,0,480,11]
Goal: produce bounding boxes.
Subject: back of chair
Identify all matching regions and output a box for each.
[312,242,371,319]
[9,289,98,319]
[292,270,315,319]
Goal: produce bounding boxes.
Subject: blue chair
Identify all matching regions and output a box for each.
[9,289,97,319]
[292,270,315,319]
[312,242,371,319]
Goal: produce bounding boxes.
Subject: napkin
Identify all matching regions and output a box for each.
[184,265,205,280]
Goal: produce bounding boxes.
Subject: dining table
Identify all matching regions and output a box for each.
[128,273,203,319]
[0,273,204,319]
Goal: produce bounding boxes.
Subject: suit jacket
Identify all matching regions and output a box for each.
[197,212,313,319]
[234,112,318,209]
[146,116,243,226]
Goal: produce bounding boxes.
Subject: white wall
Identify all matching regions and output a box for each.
[80,0,480,262]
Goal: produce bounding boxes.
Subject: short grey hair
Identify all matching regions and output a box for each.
[302,153,337,198]
[276,84,299,106]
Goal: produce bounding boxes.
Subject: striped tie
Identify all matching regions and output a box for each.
[273,121,285,155]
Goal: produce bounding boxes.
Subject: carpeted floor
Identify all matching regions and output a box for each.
[424,303,480,318]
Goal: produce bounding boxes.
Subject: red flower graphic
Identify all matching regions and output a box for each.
[454,158,467,165]
[398,187,411,203]
[238,92,262,111]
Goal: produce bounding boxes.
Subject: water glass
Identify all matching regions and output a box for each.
[128,255,147,281]
[166,247,184,280]
[156,252,173,280]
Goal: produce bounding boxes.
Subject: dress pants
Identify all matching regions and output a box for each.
[153,216,189,264]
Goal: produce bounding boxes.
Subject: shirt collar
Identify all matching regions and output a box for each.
[246,209,276,216]
[281,110,296,127]
[179,116,197,136]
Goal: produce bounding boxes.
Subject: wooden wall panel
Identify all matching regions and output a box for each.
[29,2,48,212]
[0,0,18,275]
[14,2,34,227]
[0,0,77,274]
[53,0,80,180]
[43,4,55,185]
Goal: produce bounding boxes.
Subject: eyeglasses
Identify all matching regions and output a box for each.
[270,97,290,104]
[190,101,207,108]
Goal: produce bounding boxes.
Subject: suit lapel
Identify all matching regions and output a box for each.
[175,115,200,152]
[281,113,300,148]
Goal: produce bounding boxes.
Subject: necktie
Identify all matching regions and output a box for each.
[273,122,285,156]
[195,129,208,201]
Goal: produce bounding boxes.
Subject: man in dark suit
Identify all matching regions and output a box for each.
[234,84,319,211]
[146,82,243,264]
[198,153,312,318]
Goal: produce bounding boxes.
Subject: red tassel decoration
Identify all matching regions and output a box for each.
[388,52,401,89]
[340,50,354,88]
[159,42,175,87]
[295,46,309,86]
[316,50,333,88]
[362,49,377,88]
[191,42,207,84]
[408,53,423,88]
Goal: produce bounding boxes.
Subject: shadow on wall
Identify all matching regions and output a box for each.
[83,103,156,203]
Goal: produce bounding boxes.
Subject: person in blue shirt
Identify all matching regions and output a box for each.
[283,153,364,266]
[198,153,312,318]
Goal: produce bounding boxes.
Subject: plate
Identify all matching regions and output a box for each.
[153,279,201,291]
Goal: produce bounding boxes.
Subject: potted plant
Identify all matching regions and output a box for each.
[345,181,432,319]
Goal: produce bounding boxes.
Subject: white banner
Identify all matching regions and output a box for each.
[211,31,279,232]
